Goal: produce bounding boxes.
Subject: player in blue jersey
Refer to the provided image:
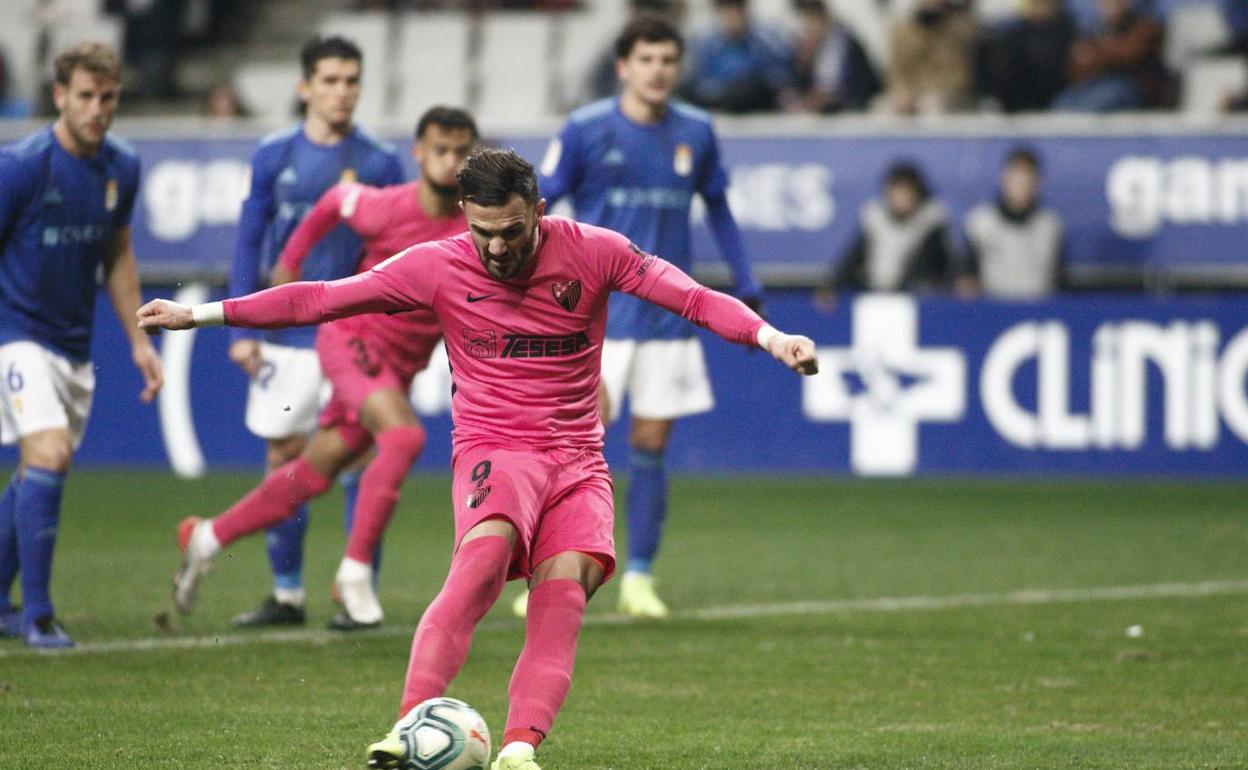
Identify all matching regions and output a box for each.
[0,43,163,647]
[229,35,404,628]
[531,15,763,619]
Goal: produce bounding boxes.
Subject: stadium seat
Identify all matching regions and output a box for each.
[1166,2,1230,71]
[828,0,891,71]
[319,11,391,126]
[554,6,625,111]
[476,13,557,128]
[1181,56,1247,113]
[235,62,302,121]
[48,15,125,69]
[0,13,39,105]
[395,13,472,125]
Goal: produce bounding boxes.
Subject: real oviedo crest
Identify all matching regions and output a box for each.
[104,179,118,212]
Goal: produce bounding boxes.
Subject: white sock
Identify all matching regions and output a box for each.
[336,556,373,584]
[191,520,221,559]
[499,741,535,759]
[273,587,305,607]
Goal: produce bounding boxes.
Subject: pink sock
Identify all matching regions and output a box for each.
[211,457,332,546]
[345,425,425,565]
[400,535,511,715]
[504,578,587,743]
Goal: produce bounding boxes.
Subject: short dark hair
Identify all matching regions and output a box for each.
[457,148,539,206]
[54,42,121,85]
[792,0,827,15]
[1005,146,1042,173]
[884,161,930,199]
[300,35,362,79]
[615,15,684,60]
[416,106,479,140]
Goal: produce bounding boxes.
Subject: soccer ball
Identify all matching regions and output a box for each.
[395,697,491,770]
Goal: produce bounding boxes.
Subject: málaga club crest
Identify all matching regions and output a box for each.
[551,280,582,312]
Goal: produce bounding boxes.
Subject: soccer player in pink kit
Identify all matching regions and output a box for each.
[138,149,817,770]
[172,108,476,629]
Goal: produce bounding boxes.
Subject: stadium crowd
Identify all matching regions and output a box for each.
[0,0,1245,117]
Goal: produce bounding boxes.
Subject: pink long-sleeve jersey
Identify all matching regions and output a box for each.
[278,181,466,372]
[226,216,766,450]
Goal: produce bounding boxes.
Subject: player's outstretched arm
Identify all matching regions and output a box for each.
[759,326,819,376]
[137,299,196,331]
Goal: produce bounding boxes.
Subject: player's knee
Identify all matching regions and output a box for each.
[266,437,306,469]
[21,432,73,473]
[532,552,604,597]
[629,418,672,453]
[377,424,426,460]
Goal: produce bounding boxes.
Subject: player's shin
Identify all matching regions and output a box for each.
[265,505,308,605]
[15,467,65,625]
[344,425,425,565]
[400,535,512,715]
[503,578,588,749]
[0,476,20,613]
[212,458,333,545]
[625,447,667,574]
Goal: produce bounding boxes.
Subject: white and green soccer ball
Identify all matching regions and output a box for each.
[396,697,491,770]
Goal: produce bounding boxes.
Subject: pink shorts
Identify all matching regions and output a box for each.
[451,441,616,583]
[316,322,419,428]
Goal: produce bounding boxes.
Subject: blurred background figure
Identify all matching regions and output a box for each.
[957,147,1066,300]
[1052,0,1167,111]
[885,0,978,114]
[202,79,250,119]
[580,0,687,105]
[782,0,880,113]
[682,0,792,113]
[980,0,1078,113]
[819,161,955,305]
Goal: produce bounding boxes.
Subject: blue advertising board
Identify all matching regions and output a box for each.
[16,289,1248,478]
[111,129,1248,282]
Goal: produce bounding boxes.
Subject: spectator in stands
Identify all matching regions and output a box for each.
[203,80,250,119]
[782,0,880,113]
[1052,0,1165,111]
[980,0,1078,113]
[885,0,978,114]
[1226,0,1248,55]
[682,0,792,113]
[958,147,1066,300]
[819,162,955,303]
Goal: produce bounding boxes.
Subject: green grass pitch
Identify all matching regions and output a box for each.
[1,471,1246,769]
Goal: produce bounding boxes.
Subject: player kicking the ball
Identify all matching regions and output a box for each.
[138,149,816,770]
[171,107,476,629]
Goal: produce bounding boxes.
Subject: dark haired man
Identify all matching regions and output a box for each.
[958,147,1065,299]
[533,14,764,619]
[822,161,955,300]
[171,108,478,630]
[138,147,817,770]
[228,34,404,628]
[0,42,163,647]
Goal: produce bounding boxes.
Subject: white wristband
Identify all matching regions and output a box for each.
[757,324,781,352]
[191,302,225,327]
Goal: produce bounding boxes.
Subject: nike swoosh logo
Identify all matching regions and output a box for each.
[466,292,497,303]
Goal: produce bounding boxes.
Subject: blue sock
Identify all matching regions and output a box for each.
[340,468,382,581]
[15,467,65,625]
[625,448,667,575]
[0,475,19,613]
[266,504,308,594]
